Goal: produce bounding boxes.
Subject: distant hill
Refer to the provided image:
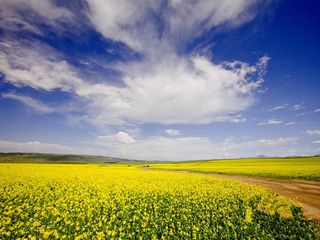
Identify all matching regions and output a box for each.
[0,152,141,164]
[1,152,318,164]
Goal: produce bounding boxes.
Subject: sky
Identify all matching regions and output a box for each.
[0,0,319,161]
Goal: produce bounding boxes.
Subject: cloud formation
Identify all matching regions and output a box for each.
[0,139,72,154]
[91,134,300,160]
[285,122,295,126]
[97,132,136,144]
[0,0,75,34]
[255,137,297,146]
[0,40,83,91]
[257,119,283,126]
[86,0,261,52]
[293,104,304,111]
[305,129,320,136]
[0,1,270,127]
[0,134,311,161]
[269,104,288,112]
[165,129,181,136]
[2,92,55,114]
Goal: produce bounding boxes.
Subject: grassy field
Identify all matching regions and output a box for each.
[1,163,319,239]
[147,157,320,181]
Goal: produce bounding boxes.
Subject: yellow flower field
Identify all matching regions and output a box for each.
[0,164,319,239]
[147,157,320,181]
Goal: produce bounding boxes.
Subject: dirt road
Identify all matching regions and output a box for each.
[145,168,320,222]
[208,173,320,222]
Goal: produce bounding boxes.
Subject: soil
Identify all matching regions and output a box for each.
[207,173,320,222]
[143,168,320,222]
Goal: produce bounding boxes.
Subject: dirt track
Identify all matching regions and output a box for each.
[145,168,320,222]
[208,173,320,222]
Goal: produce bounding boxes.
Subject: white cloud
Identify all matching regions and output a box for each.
[97,132,135,144]
[305,129,320,136]
[221,137,298,149]
[255,137,297,146]
[224,136,235,143]
[0,40,83,92]
[94,135,218,160]
[1,92,78,115]
[2,92,54,114]
[0,139,72,154]
[165,0,262,47]
[285,122,295,126]
[269,103,288,112]
[165,129,181,136]
[256,55,271,76]
[312,140,320,144]
[293,104,304,111]
[257,119,283,126]
[0,39,268,126]
[86,0,263,52]
[0,0,74,34]
[114,55,266,125]
[91,135,300,161]
[0,1,271,126]
[315,108,320,113]
[0,135,308,161]
[215,114,247,123]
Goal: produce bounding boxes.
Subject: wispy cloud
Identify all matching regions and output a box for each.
[90,135,299,160]
[268,103,288,112]
[285,121,295,126]
[86,0,265,52]
[0,135,306,161]
[255,137,297,146]
[305,129,320,136]
[222,137,298,150]
[315,108,320,113]
[2,92,55,114]
[0,139,72,154]
[0,0,75,35]
[0,1,271,126]
[215,115,247,123]
[293,104,304,111]
[0,40,84,92]
[312,140,320,144]
[97,132,135,145]
[165,129,181,136]
[257,119,283,126]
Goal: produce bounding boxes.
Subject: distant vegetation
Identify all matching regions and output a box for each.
[0,153,137,164]
[147,157,320,181]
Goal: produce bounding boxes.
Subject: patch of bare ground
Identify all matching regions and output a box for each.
[208,173,320,222]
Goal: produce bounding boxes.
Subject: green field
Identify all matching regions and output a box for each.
[1,163,319,239]
[147,157,320,181]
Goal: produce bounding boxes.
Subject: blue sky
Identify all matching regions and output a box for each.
[0,0,319,160]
